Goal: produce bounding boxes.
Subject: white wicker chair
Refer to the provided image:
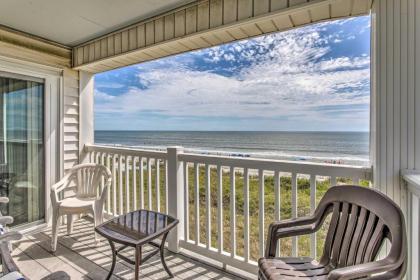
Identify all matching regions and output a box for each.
[50,163,111,252]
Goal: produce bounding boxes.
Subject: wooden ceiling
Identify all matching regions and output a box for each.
[73,0,372,73]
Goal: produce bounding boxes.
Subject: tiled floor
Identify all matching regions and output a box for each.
[11,218,245,280]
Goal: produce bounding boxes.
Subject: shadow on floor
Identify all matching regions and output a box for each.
[40,271,70,280]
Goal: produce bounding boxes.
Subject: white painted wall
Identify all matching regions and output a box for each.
[372,0,420,204]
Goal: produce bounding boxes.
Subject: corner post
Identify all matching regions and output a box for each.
[79,71,94,163]
[167,146,184,253]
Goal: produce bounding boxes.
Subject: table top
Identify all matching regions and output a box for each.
[95,209,178,246]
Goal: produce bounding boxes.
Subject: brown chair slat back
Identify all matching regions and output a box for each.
[316,186,406,278]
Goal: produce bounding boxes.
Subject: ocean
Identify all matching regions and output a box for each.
[95,131,370,166]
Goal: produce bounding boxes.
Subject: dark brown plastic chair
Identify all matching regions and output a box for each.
[258,185,407,280]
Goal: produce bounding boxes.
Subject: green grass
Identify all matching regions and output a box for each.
[105,159,369,261]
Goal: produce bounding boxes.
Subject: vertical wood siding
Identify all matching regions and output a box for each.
[372,0,420,209]
[73,0,371,73]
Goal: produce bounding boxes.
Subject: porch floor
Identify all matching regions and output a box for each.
[10,218,241,280]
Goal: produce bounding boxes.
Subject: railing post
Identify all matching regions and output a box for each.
[167,146,184,253]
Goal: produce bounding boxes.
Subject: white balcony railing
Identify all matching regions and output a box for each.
[402,170,420,280]
[84,144,372,275]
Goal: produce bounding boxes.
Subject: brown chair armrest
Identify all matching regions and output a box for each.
[0,232,22,274]
[327,259,397,280]
[0,231,23,243]
[265,216,317,257]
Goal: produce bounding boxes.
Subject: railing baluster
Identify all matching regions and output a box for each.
[184,162,189,241]
[112,154,117,216]
[230,166,236,257]
[310,174,316,259]
[291,172,298,257]
[156,159,160,212]
[194,163,200,245]
[352,177,359,185]
[331,176,337,187]
[106,154,111,214]
[274,170,281,256]
[259,169,265,257]
[217,165,223,253]
[147,158,152,210]
[205,164,211,249]
[165,160,168,214]
[132,157,137,211]
[125,155,130,213]
[118,155,123,215]
[100,152,105,190]
[244,168,250,262]
[139,158,144,209]
[94,152,99,197]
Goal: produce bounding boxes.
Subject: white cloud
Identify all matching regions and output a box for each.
[95,17,370,130]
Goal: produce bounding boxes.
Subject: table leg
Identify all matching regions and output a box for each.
[106,240,117,280]
[135,245,142,279]
[160,232,173,278]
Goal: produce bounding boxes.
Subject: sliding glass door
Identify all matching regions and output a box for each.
[0,73,44,226]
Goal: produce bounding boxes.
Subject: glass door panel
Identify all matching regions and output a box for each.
[0,75,44,226]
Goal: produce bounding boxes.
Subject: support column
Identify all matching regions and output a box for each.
[166,146,184,253]
[371,0,420,203]
[79,71,94,163]
[372,2,420,279]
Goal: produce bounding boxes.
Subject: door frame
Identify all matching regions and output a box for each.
[0,55,63,230]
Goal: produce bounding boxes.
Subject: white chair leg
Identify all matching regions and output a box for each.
[51,208,60,252]
[67,214,74,235]
[93,205,104,245]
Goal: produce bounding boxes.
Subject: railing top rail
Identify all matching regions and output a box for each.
[179,152,372,179]
[85,144,372,180]
[402,169,420,197]
[85,144,168,159]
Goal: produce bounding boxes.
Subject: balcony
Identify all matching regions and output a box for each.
[4,144,418,279]
[80,144,372,276]
[0,0,419,278]
[11,217,238,279]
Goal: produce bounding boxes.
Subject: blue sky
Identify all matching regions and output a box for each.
[94,16,371,131]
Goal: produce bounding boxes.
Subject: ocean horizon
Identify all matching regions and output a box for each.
[94,130,370,166]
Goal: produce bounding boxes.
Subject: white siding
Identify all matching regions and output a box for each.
[372,0,420,208]
[63,69,80,172]
[0,26,78,175]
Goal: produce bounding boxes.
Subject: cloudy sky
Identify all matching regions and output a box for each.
[94,16,371,131]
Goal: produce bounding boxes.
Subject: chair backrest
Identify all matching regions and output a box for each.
[316,185,406,278]
[67,163,111,198]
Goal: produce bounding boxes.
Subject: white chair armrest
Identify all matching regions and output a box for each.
[50,174,72,204]
[0,197,9,204]
[51,173,72,193]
